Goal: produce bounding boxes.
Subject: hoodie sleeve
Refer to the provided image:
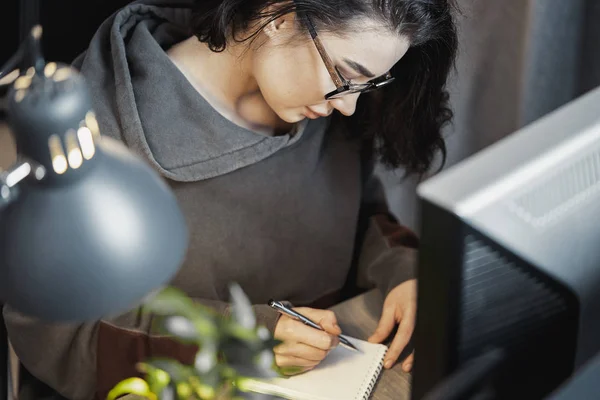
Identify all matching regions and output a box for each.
[3,299,281,400]
[355,170,419,296]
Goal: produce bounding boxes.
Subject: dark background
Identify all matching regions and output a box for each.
[1,0,131,66]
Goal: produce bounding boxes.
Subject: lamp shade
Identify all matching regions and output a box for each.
[0,62,188,321]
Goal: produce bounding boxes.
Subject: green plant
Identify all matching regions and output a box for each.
[107,284,291,400]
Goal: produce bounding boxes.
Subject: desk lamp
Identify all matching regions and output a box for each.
[0,26,188,321]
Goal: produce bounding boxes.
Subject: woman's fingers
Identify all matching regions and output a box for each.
[274,342,329,361]
[275,316,339,351]
[368,303,396,343]
[384,310,415,368]
[402,352,414,372]
[272,307,342,370]
[275,354,320,368]
[294,308,342,335]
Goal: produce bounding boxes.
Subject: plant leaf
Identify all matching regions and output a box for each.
[189,376,217,400]
[194,341,218,374]
[272,365,305,377]
[226,349,279,379]
[222,338,257,367]
[163,315,199,341]
[158,384,177,400]
[255,350,277,378]
[145,288,219,339]
[143,365,171,395]
[106,377,156,400]
[143,287,197,316]
[224,322,262,344]
[229,283,256,330]
[108,285,284,400]
[144,359,195,383]
[175,381,193,400]
[256,327,270,341]
[197,366,222,392]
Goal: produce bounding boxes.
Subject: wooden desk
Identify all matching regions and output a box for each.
[330,290,412,400]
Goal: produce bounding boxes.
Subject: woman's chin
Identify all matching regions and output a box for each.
[278,111,306,124]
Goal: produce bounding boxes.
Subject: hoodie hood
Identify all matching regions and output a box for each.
[74,0,310,182]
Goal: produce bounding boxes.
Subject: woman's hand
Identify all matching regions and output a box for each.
[368,279,417,372]
[273,307,341,374]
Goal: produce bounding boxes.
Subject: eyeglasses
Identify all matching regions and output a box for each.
[301,14,395,100]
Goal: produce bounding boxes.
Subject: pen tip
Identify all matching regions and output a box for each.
[340,337,360,352]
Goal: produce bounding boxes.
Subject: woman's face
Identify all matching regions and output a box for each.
[252,14,410,123]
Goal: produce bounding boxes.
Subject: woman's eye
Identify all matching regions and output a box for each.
[337,67,355,82]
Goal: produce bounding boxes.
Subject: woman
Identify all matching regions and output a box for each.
[4,0,457,399]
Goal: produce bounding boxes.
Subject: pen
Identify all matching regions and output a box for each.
[268,299,360,352]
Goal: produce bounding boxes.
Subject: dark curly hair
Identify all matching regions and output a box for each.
[191,0,458,174]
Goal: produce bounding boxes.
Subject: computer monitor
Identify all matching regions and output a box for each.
[412,85,600,399]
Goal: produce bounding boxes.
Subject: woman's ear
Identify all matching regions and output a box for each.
[262,11,297,41]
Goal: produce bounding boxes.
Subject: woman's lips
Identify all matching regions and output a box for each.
[304,108,327,119]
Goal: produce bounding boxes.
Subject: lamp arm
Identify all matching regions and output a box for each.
[0,159,46,210]
[0,25,44,82]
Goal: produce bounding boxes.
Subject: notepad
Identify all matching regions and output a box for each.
[242,338,388,400]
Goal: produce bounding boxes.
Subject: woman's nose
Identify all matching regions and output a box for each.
[329,92,360,116]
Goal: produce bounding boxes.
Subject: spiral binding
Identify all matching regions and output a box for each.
[357,347,388,400]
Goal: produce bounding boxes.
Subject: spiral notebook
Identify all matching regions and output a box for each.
[243,338,388,400]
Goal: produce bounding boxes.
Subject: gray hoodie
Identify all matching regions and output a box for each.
[3,1,418,399]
